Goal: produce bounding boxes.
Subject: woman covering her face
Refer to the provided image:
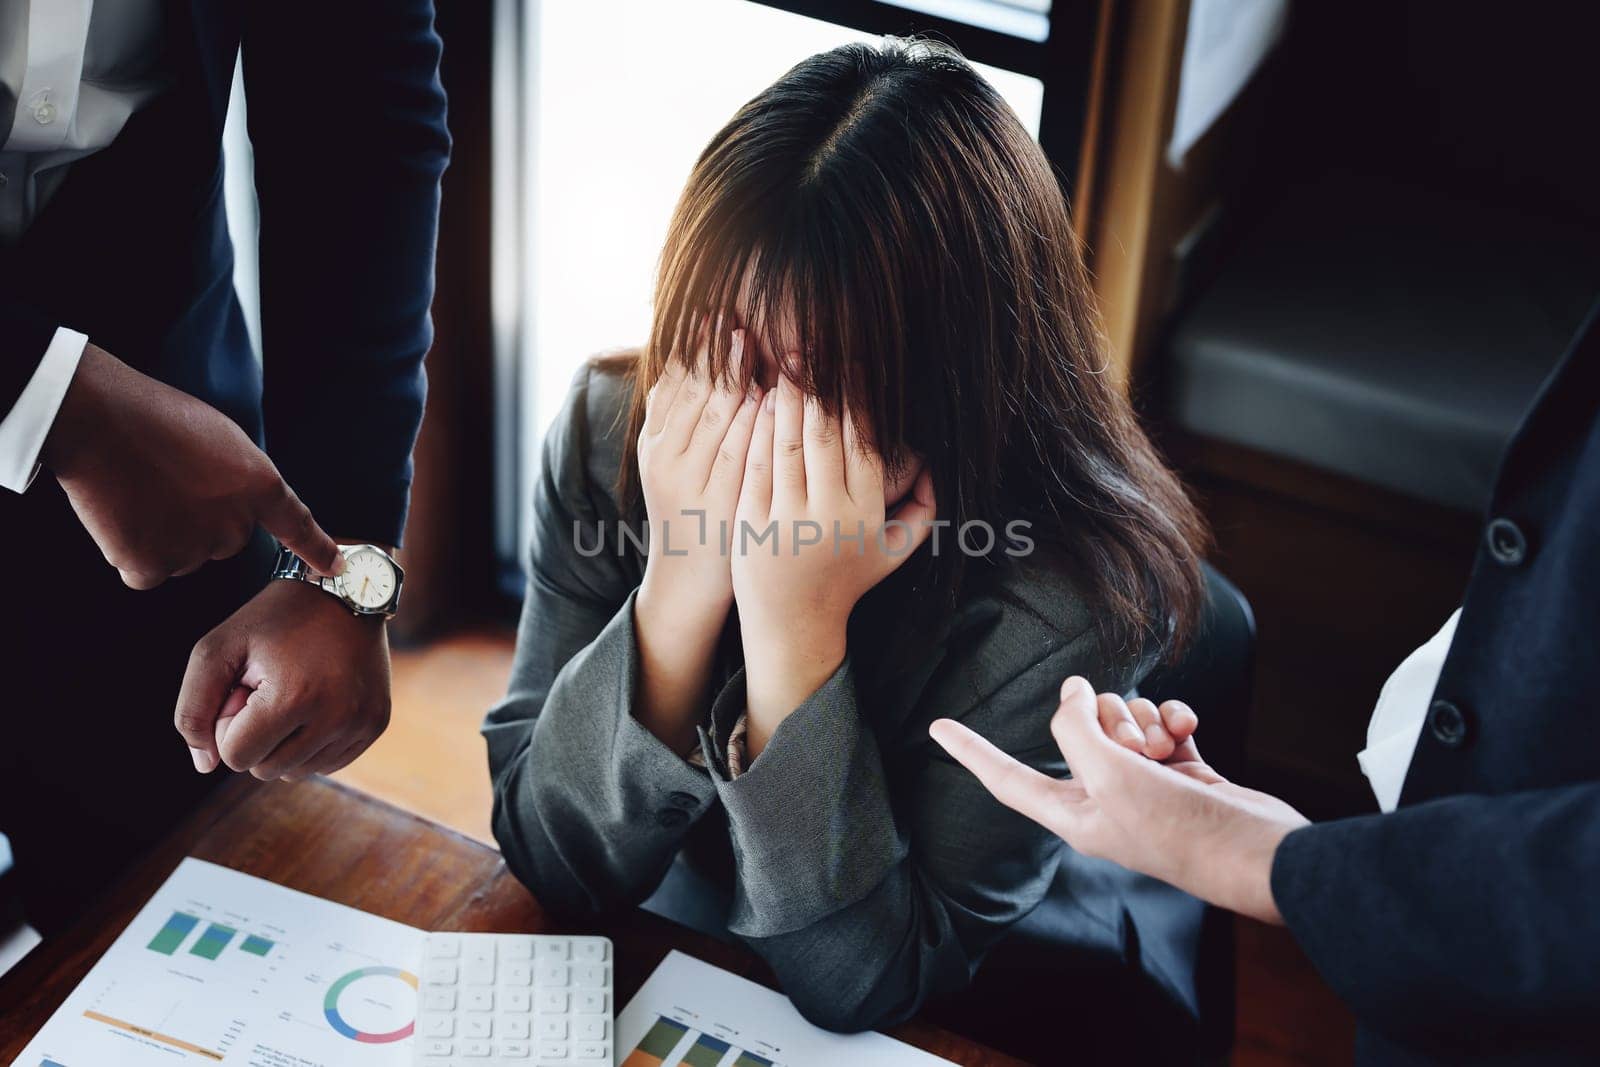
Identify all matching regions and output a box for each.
[483,39,1208,1033]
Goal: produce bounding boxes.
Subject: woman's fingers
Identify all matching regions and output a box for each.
[660,331,714,451]
[707,386,762,498]
[773,374,807,506]
[686,329,751,469]
[1128,697,1175,760]
[802,391,846,496]
[645,354,688,436]
[880,467,936,563]
[1097,690,1146,752]
[841,408,885,506]
[738,388,777,522]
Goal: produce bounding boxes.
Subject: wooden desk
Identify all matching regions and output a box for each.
[0,777,1024,1066]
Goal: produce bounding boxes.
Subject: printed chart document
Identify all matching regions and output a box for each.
[617,951,954,1067]
[13,858,426,1067]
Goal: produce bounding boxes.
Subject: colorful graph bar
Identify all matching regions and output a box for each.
[83,1010,224,1061]
[188,922,237,960]
[146,911,200,956]
[620,1015,689,1067]
[734,1054,775,1067]
[682,1033,732,1067]
[239,934,275,957]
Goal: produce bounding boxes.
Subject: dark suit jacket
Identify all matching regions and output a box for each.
[0,1,449,546]
[1271,301,1600,1065]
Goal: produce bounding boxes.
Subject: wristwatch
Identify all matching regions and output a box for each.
[271,543,404,619]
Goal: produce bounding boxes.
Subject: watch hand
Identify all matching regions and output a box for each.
[360,576,371,599]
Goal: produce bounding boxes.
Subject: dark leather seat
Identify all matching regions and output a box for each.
[1166,173,1597,513]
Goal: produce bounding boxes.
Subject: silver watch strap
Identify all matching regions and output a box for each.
[270,546,339,596]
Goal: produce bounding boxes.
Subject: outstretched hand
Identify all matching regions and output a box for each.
[930,676,1308,924]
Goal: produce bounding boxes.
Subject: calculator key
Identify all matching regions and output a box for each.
[537,1018,568,1040]
[574,1018,608,1041]
[501,936,535,960]
[464,1039,493,1056]
[424,961,459,985]
[573,963,608,988]
[575,1043,609,1060]
[573,940,608,962]
[536,940,569,960]
[427,935,461,958]
[462,1014,493,1039]
[421,1039,454,1056]
[538,1041,571,1058]
[503,961,533,986]
[422,1015,455,1037]
[574,991,607,1014]
[423,989,457,1012]
[464,989,494,1012]
[504,988,533,1012]
[538,963,571,986]
[536,990,569,1013]
[502,1016,532,1039]
[465,960,496,986]
[499,1041,533,1058]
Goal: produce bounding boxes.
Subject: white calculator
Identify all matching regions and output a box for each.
[413,932,614,1067]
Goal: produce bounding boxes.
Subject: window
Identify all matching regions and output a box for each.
[496,0,1064,580]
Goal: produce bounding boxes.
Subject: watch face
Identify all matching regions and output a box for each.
[341,548,397,610]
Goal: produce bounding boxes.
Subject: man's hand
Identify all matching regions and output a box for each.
[41,342,343,588]
[173,578,391,779]
[929,677,1309,925]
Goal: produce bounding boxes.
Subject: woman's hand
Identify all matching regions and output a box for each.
[930,677,1308,925]
[733,375,937,759]
[633,326,763,753]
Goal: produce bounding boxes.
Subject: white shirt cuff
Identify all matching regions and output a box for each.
[0,326,88,493]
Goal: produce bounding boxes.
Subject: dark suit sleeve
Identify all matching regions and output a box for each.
[1,301,61,423]
[241,0,450,546]
[1271,782,1600,1050]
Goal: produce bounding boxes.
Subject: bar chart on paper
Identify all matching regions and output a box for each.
[622,1014,777,1067]
[15,859,427,1067]
[616,952,954,1067]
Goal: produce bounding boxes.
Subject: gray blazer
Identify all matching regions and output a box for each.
[482,359,1149,1032]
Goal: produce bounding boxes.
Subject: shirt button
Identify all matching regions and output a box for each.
[1428,699,1470,748]
[666,791,699,811]
[655,808,690,829]
[32,101,57,125]
[1484,517,1527,567]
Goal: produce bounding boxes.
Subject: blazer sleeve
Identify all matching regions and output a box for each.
[695,635,1094,1034]
[483,365,720,914]
[1271,782,1600,1051]
[241,0,451,546]
[1,300,60,422]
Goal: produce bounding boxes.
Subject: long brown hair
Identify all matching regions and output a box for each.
[620,39,1207,661]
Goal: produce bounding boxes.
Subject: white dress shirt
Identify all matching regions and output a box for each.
[1358,608,1462,812]
[0,0,166,491]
